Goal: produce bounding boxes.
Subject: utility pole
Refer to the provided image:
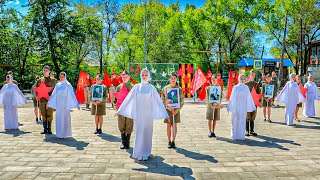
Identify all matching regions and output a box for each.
[100,20,103,74]
[261,46,265,59]
[279,16,287,87]
[143,0,147,66]
[300,18,303,75]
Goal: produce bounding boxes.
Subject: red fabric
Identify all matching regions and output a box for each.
[186,66,194,74]
[111,78,120,87]
[198,83,209,101]
[299,83,308,98]
[218,79,224,92]
[177,68,183,76]
[113,85,129,108]
[34,80,53,101]
[226,70,239,100]
[76,70,87,104]
[103,69,112,87]
[190,66,207,95]
[251,87,263,108]
[117,76,123,83]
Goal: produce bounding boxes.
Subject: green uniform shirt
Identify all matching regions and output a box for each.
[245,81,260,94]
[161,84,184,114]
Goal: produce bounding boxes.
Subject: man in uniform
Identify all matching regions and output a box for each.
[36,65,57,134]
[245,70,260,136]
[84,73,92,110]
[114,70,133,149]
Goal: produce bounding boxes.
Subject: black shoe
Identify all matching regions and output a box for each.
[120,133,126,149]
[39,118,42,121]
[41,129,47,134]
[98,129,102,134]
[211,132,216,138]
[47,122,52,134]
[250,131,257,136]
[268,119,272,123]
[94,129,99,134]
[208,133,213,138]
[171,141,176,149]
[18,122,23,126]
[36,118,38,122]
[245,132,250,136]
[264,118,267,122]
[41,122,48,134]
[125,134,131,149]
[167,141,172,148]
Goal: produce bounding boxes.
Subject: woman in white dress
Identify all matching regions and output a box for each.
[48,72,79,138]
[0,75,26,130]
[303,75,319,117]
[117,69,168,161]
[227,74,256,140]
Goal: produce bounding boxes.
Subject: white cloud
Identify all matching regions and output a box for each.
[15,0,20,5]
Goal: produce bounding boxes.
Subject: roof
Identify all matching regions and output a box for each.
[237,58,295,67]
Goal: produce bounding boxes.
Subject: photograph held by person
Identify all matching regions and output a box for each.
[31,76,42,122]
[114,70,134,149]
[161,72,184,149]
[36,65,57,134]
[261,74,275,122]
[117,69,168,161]
[0,75,26,130]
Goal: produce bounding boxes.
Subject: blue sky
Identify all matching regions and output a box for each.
[5,0,272,58]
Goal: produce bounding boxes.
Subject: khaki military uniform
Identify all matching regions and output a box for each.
[161,84,184,124]
[261,83,276,107]
[205,85,222,121]
[36,77,57,122]
[90,84,108,115]
[245,81,260,121]
[31,82,39,107]
[115,83,134,134]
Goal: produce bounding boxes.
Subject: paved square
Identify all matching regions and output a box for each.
[0,101,319,179]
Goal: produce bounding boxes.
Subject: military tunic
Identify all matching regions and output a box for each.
[161,84,184,124]
[90,83,108,115]
[31,82,39,107]
[115,83,134,134]
[205,85,222,121]
[245,81,260,121]
[36,77,57,122]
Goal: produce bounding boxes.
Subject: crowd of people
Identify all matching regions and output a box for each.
[0,66,319,161]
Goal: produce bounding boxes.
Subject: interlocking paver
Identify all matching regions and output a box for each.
[0,102,319,179]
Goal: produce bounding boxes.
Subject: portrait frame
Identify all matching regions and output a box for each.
[264,84,274,98]
[166,88,180,108]
[91,84,104,101]
[209,86,221,104]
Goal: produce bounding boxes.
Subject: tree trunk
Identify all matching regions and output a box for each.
[21,20,35,78]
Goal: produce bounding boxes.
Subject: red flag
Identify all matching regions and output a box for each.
[198,83,209,101]
[190,66,207,95]
[251,87,263,108]
[299,83,308,98]
[34,81,53,100]
[76,70,87,104]
[113,85,129,108]
[226,70,234,100]
[103,69,112,86]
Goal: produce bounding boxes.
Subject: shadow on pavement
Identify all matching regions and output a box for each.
[0,129,31,137]
[175,147,218,163]
[133,155,194,180]
[216,136,295,151]
[99,133,121,142]
[44,136,89,150]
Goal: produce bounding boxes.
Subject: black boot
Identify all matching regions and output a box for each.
[120,133,126,149]
[245,121,250,136]
[250,121,257,136]
[125,134,131,149]
[41,121,47,134]
[47,122,52,134]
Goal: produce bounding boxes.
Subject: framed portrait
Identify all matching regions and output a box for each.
[264,84,274,98]
[254,60,262,69]
[166,88,180,108]
[92,84,104,101]
[209,86,221,104]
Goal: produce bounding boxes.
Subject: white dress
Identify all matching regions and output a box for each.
[276,74,305,125]
[48,80,79,138]
[227,84,256,140]
[117,83,168,158]
[303,80,319,117]
[0,80,26,130]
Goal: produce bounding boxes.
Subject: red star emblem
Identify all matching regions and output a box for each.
[251,87,263,108]
[113,85,129,108]
[299,84,308,98]
[183,75,190,83]
[186,66,194,74]
[34,81,53,100]
[176,68,183,76]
